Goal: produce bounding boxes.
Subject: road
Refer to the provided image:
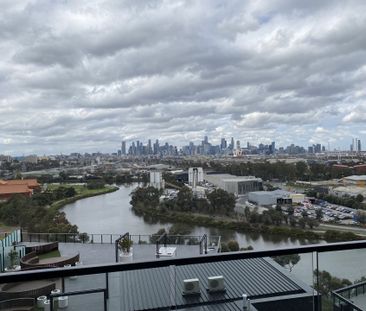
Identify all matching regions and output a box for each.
[318,223,366,237]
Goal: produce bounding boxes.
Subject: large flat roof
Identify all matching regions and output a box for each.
[344,175,366,181]
[118,257,309,310]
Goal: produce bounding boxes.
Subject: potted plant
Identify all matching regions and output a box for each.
[118,237,133,262]
[5,249,21,272]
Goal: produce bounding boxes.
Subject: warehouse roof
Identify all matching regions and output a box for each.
[344,175,366,181]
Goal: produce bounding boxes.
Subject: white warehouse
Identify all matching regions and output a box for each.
[204,173,262,196]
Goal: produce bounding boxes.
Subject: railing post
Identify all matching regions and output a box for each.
[316,251,321,311]
[115,240,119,263]
[104,290,107,311]
[105,273,109,299]
[205,235,208,254]
[101,234,103,244]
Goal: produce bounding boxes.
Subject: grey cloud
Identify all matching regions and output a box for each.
[0,0,366,154]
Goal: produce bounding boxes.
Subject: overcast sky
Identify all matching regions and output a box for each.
[1,0,366,155]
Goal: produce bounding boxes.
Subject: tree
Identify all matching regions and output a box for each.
[176,186,193,212]
[65,187,76,198]
[287,206,294,216]
[314,270,352,296]
[306,218,319,229]
[295,161,308,179]
[289,216,297,227]
[87,180,105,190]
[298,218,306,229]
[207,189,236,215]
[273,254,300,272]
[356,194,364,203]
[315,209,323,221]
[130,186,161,210]
[59,171,68,182]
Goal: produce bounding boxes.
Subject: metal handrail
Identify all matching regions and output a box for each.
[21,232,222,245]
[2,240,366,284]
[332,291,363,311]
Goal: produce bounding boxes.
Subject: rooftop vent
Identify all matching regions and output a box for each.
[183,278,200,295]
[208,275,225,293]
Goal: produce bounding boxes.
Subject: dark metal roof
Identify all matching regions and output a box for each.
[180,300,258,311]
[118,257,306,310]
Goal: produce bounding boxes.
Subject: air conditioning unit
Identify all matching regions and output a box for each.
[183,278,200,295]
[208,276,225,292]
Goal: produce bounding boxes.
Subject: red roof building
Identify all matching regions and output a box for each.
[0,179,39,200]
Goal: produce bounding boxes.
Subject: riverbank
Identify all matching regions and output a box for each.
[132,204,363,242]
[50,185,119,210]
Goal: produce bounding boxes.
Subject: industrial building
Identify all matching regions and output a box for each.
[204,173,262,195]
[248,190,305,206]
[342,175,366,187]
[188,167,204,187]
[149,171,164,190]
[330,186,366,198]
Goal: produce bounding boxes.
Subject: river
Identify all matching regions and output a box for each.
[62,183,366,284]
[62,183,307,249]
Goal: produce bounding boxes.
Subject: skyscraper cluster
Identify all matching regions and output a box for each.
[118,137,362,157]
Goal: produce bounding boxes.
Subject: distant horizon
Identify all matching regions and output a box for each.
[1,137,363,158]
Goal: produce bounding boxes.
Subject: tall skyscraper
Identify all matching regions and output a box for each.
[230,137,234,150]
[153,139,159,154]
[148,139,152,154]
[121,141,126,155]
[220,138,227,150]
[269,141,275,154]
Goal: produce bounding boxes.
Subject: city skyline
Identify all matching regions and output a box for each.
[120,136,362,157]
[1,1,366,155]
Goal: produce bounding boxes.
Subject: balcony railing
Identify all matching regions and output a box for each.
[333,281,366,311]
[1,240,366,310]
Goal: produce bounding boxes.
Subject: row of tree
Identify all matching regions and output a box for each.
[131,186,236,216]
[163,159,355,181]
[243,205,320,230]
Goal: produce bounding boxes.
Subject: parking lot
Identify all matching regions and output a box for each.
[293,200,358,225]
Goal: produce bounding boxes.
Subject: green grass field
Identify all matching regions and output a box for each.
[47,183,119,209]
[47,183,115,196]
